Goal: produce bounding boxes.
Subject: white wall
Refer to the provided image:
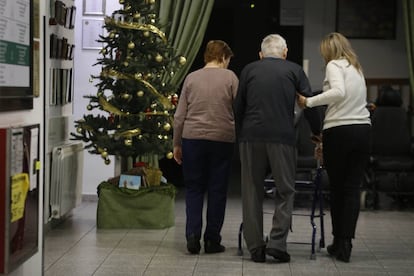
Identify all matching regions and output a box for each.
[1,12,45,276]
[73,0,121,195]
[303,0,408,90]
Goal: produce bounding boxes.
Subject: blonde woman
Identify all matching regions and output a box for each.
[297,32,371,262]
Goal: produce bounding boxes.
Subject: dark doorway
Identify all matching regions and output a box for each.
[190,0,304,76]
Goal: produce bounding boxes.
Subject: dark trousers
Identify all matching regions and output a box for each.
[182,138,234,243]
[323,124,371,239]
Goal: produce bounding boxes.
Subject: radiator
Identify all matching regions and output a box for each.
[50,142,84,219]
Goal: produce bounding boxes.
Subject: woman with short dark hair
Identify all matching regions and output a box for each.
[173,40,238,255]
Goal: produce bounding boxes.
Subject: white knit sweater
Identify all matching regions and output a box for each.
[306,59,371,130]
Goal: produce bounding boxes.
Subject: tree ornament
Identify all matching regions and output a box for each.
[163,135,168,140]
[109,32,116,39]
[76,127,83,133]
[179,56,187,65]
[171,93,179,105]
[146,0,156,4]
[143,31,150,37]
[119,0,124,4]
[137,90,144,97]
[121,93,131,100]
[166,152,174,159]
[123,61,129,67]
[124,138,133,146]
[101,151,108,158]
[108,113,115,124]
[135,72,143,79]
[128,41,135,49]
[100,48,107,55]
[146,73,152,79]
[104,159,111,165]
[133,13,141,19]
[163,123,171,131]
[87,104,93,110]
[155,54,163,62]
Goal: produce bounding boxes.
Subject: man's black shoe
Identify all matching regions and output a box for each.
[266,248,291,263]
[250,246,266,263]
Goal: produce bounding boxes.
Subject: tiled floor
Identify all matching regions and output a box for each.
[43,184,414,276]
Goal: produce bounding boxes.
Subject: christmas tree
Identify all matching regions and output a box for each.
[71,0,186,166]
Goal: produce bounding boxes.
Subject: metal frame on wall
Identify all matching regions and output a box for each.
[0,0,34,112]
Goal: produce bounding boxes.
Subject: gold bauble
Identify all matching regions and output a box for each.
[146,73,152,79]
[76,127,82,133]
[163,135,168,140]
[128,41,135,49]
[133,13,141,19]
[155,54,163,62]
[101,151,108,158]
[121,93,130,100]
[119,0,125,4]
[124,138,133,146]
[104,159,111,165]
[137,90,144,97]
[143,31,150,37]
[166,152,174,159]
[87,104,92,110]
[163,123,171,131]
[146,0,156,4]
[135,73,142,79]
[109,32,116,39]
[123,61,129,67]
[100,48,107,55]
[179,56,187,65]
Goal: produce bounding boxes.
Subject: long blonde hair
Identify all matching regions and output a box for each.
[320,32,363,73]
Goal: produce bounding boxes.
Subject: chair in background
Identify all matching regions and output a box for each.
[366,85,414,208]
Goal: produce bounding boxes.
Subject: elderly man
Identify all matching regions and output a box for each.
[234,34,321,263]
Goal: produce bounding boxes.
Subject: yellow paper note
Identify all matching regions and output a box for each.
[11,173,30,222]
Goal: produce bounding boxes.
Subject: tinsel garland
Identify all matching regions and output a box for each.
[100,69,172,110]
[104,17,167,43]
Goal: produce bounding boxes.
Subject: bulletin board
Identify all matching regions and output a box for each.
[0,0,34,111]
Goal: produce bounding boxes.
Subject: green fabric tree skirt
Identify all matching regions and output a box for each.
[97,182,176,229]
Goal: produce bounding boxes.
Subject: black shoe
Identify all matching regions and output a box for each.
[250,246,266,263]
[336,239,352,263]
[204,240,225,254]
[327,237,339,256]
[187,235,201,254]
[266,248,291,263]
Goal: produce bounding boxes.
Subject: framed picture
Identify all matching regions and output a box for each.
[82,19,104,49]
[83,0,106,16]
[336,0,396,39]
